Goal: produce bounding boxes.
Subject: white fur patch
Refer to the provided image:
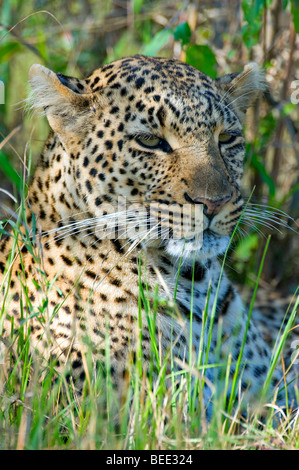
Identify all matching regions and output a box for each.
[165,231,230,263]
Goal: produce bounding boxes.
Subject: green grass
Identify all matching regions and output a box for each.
[0,203,298,450]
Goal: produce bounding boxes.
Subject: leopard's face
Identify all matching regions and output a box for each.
[29,55,265,261]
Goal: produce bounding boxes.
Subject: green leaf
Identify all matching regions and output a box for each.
[241,0,265,49]
[173,22,192,46]
[0,150,21,188]
[133,0,143,14]
[234,234,259,261]
[0,42,23,62]
[282,102,297,116]
[142,29,173,56]
[242,0,264,19]
[291,0,299,33]
[185,44,218,78]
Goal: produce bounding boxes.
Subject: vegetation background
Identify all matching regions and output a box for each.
[0,0,298,450]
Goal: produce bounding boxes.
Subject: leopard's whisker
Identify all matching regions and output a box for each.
[234,226,248,241]
[244,210,290,224]
[244,206,294,223]
[246,202,297,223]
[243,212,296,233]
[243,205,296,227]
[44,214,150,245]
[53,209,98,224]
[218,67,255,105]
[240,220,268,238]
[46,209,148,233]
[44,209,143,236]
[243,211,286,225]
[242,216,283,234]
[50,210,147,234]
[122,218,169,254]
[244,215,293,233]
[223,89,263,109]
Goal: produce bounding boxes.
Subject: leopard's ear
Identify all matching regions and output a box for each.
[216,63,267,123]
[28,64,98,135]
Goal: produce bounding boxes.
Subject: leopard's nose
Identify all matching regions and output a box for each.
[184,192,232,217]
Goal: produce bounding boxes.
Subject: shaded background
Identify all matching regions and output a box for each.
[0,0,299,293]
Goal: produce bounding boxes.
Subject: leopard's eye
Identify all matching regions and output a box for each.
[137,136,161,147]
[136,134,172,153]
[219,133,235,144]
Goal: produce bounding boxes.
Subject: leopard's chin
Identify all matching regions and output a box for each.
[164,230,230,262]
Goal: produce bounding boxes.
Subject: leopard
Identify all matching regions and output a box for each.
[0,55,298,416]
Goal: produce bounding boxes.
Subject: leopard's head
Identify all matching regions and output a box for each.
[29,55,265,261]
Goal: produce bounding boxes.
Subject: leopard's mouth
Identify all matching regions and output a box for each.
[107,202,233,261]
[164,229,231,261]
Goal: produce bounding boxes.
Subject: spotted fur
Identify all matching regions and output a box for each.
[0,55,297,411]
